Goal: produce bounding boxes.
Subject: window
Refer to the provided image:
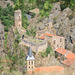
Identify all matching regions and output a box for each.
[19,24,20,27]
[57,44,59,47]
[60,46,62,48]
[54,40,56,44]
[0,37,1,40]
[29,66,30,68]
[2,37,4,40]
[32,66,33,68]
[60,38,62,42]
[32,61,33,65]
[29,61,30,65]
[19,16,20,18]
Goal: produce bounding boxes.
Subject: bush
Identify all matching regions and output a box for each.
[0,6,14,32]
[14,29,18,35]
[26,28,36,37]
[41,46,53,57]
[31,12,36,18]
[4,26,9,32]
[22,15,29,29]
[4,32,8,49]
[41,52,47,57]
[15,34,21,43]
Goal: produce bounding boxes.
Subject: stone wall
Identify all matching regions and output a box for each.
[44,35,65,50]
[21,37,48,53]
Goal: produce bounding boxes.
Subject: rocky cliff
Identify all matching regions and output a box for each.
[0,0,13,8]
[44,2,75,52]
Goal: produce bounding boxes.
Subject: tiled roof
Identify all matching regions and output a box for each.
[39,35,45,39]
[28,46,33,57]
[39,33,55,39]
[28,66,64,74]
[62,59,75,66]
[39,33,63,39]
[65,53,75,59]
[55,48,67,55]
[26,46,35,60]
[45,33,55,37]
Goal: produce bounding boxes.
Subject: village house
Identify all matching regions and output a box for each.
[39,33,65,50]
[55,48,75,66]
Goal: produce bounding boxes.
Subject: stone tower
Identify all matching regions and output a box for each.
[14,9,22,30]
[0,20,4,50]
[26,46,35,71]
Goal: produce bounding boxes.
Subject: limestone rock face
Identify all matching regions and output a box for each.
[0,0,13,8]
[63,7,72,17]
[43,2,75,52]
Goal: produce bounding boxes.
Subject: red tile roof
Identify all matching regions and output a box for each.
[39,35,45,39]
[65,53,75,59]
[39,33,55,39]
[39,33,63,39]
[28,66,64,74]
[45,33,55,37]
[55,48,68,55]
[62,59,75,66]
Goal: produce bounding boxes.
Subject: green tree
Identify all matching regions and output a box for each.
[60,0,75,11]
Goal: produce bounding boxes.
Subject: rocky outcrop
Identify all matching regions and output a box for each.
[48,2,75,52]
[0,0,13,8]
[37,2,75,52]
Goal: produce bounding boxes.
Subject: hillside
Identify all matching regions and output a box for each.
[0,0,75,75]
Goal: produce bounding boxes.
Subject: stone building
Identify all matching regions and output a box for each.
[26,46,35,71]
[14,9,22,31]
[55,48,75,66]
[20,37,48,53]
[0,20,4,51]
[39,33,65,50]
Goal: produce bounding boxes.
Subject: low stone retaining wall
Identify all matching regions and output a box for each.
[21,38,48,53]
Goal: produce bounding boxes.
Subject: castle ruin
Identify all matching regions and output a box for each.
[14,9,22,31]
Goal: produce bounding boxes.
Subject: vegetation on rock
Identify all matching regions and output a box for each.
[41,46,53,57]
[0,4,14,32]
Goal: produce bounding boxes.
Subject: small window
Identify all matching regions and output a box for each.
[32,66,33,68]
[57,44,59,47]
[19,16,20,18]
[54,40,56,44]
[60,38,62,42]
[32,61,33,65]
[19,24,20,27]
[29,66,30,68]
[60,46,62,48]
[2,37,4,40]
[29,61,30,65]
